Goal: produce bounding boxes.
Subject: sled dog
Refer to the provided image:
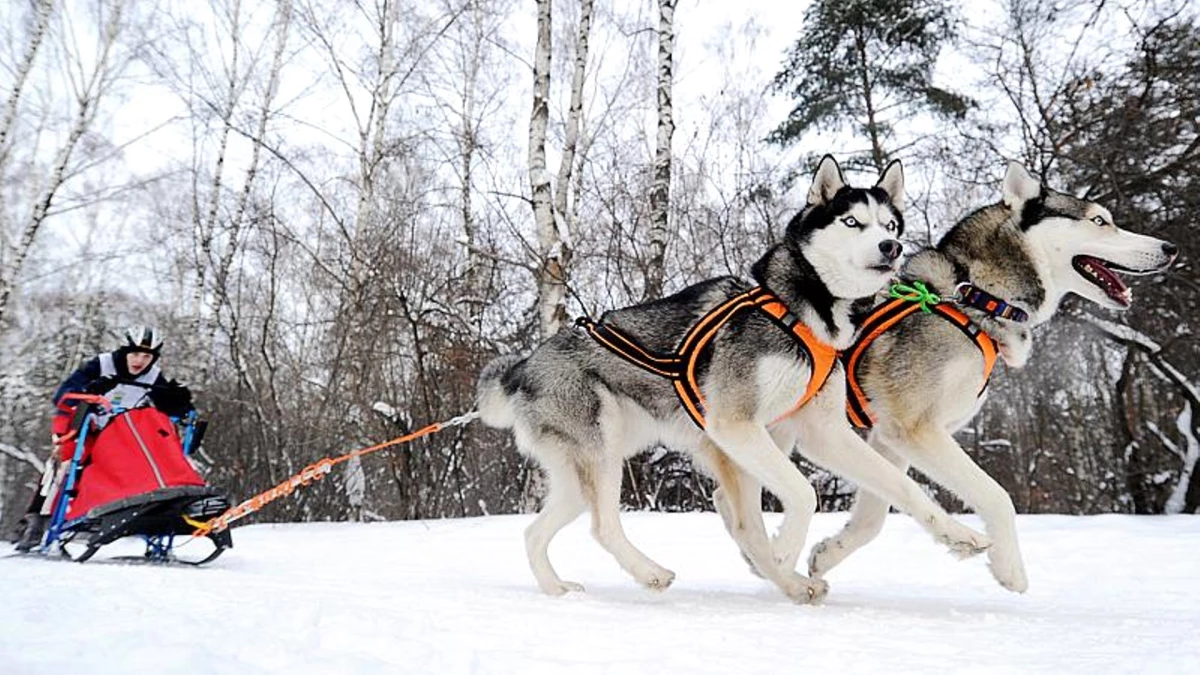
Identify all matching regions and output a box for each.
[713,160,1177,593]
[478,156,990,603]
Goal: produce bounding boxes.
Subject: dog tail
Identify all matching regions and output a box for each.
[477,354,524,429]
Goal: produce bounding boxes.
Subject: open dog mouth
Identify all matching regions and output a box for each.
[1073,255,1132,307]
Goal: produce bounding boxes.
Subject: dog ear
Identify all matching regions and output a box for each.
[875,159,905,213]
[807,155,846,206]
[1003,160,1040,208]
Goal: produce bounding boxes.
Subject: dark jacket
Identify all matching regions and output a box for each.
[52,348,193,429]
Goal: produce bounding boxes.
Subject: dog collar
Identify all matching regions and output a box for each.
[951,282,1029,323]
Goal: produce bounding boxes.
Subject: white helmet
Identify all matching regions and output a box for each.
[124,324,164,352]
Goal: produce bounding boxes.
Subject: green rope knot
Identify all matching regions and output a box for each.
[889,281,941,313]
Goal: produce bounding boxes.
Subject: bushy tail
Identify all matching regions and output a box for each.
[477,354,524,429]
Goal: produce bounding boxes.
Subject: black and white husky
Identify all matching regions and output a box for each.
[716,161,1177,594]
[478,157,990,603]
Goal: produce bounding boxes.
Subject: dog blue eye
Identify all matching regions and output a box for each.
[843,217,860,228]
[887,220,897,232]
[1091,215,1106,226]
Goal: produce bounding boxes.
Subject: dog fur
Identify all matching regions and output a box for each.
[478,156,991,603]
[715,161,1177,593]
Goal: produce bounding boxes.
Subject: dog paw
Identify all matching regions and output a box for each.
[806,537,847,578]
[782,573,828,605]
[540,579,585,596]
[935,520,991,559]
[635,564,676,591]
[988,551,1029,593]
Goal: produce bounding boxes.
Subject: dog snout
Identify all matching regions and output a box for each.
[878,239,903,261]
[1163,242,1178,259]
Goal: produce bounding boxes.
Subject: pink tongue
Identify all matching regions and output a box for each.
[1079,255,1128,299]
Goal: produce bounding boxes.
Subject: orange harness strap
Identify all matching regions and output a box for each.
[843,299,998,429]
[578,287,839,429]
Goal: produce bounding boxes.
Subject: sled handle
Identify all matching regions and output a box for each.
[59,393,113,409]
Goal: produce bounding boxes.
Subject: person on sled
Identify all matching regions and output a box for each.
[13,324,194,551]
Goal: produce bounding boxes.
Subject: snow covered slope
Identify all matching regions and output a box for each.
[2,512,1198,673]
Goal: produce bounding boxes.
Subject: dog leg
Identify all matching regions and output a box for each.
[886,427,1028,593]
[715,466,771,579]
[700,437,774,579]
[794,414,991,561]
[525,456,588,596]
[808,432,907,579]
[586,455,676,591]
[706,419,827,604]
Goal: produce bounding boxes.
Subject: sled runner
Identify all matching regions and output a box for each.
[34,392,232,565]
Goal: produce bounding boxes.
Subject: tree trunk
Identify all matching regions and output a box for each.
[0,2,127,327]
[0,0,52,170]
[550,0,592,303]
[1085,314,1200,513]
[852,26,885,173]
[529,0,567,341]
[644,0,676,302]
[194,0,245,381]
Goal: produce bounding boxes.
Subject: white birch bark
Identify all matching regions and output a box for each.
[212,0,294,473]
[645,0,676,301]
[192,0,245,376]
[0,0,53,172]
[0,1,129,326]
[551,0,593,268]
[529,0,562,340]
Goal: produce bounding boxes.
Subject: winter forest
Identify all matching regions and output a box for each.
[0,0,1196,535]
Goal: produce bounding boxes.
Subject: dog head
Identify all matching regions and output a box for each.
[787,155,906,299]
[1005,161,1178,311]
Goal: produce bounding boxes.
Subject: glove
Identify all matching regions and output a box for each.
[149,380,193,417]
[83,376,117,396]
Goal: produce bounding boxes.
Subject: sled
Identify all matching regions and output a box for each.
[35,393,233,565]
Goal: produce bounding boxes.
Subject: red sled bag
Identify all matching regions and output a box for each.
[66,407,206,521]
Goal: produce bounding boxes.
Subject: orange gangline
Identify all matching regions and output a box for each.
[190,411,478,538]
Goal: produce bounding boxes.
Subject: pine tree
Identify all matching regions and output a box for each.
[769,0,971,172]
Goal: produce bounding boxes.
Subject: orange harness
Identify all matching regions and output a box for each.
[577,286,839,430]
[843,296,999,429]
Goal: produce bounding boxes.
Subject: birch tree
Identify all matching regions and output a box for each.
[0,0,136,327]
[643,0,675,301]
[528,0,561,339]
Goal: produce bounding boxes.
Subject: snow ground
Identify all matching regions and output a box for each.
[1,512,1198,674]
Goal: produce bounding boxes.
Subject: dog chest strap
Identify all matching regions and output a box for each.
[843,298,922,428]
[756,299,839,419]
[931,304,999,385]
[843,298,999,429]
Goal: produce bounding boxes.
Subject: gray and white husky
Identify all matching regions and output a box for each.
[478,156,990,603]
[714,161,1177,593]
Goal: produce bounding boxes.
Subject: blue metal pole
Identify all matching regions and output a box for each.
[180,409,198,456]
[41,412,94,554]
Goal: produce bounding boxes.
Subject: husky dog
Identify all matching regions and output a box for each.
[478,156,990,604]
[714,161,1177,593]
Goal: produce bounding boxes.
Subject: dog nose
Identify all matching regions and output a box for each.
[1163,242,1178,258]
[878,239,903,261]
